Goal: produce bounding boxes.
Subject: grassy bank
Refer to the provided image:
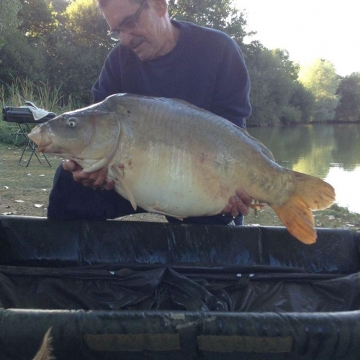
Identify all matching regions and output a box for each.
[0,142,359,232]
[1,78,81,144]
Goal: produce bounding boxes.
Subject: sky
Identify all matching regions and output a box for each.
[234,0,360,77]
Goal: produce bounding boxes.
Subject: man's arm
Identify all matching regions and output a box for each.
[211,37,251,129]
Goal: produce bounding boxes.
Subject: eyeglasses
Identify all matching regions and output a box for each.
[108,0,148,41]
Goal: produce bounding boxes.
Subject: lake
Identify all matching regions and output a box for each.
[248,124,360,214]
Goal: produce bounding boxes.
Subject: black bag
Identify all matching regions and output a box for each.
[1,216,359,359]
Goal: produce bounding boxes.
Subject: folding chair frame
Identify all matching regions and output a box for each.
[2,106,56,167]
[14,122,51,167]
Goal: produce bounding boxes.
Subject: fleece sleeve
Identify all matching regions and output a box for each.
[211,39,251,129]
[92,47,123,103]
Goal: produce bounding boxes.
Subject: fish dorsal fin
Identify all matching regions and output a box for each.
[242,129,275,161]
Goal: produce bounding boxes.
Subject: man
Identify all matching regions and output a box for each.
[48,0,252,224]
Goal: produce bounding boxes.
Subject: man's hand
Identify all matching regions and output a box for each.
[62,160,115,190]
[222,188,252,217]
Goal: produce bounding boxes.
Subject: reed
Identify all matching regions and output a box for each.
[0,78,82,144]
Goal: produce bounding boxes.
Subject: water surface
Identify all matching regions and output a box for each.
[248,124,360,214]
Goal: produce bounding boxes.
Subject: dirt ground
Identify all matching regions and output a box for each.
[0,143,359,232]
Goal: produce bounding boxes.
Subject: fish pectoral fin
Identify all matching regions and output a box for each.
[249,201,265,215]
[111,165,137,210]
[82,158,109,173]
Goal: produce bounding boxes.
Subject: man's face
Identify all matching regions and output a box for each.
[103,0,168,61]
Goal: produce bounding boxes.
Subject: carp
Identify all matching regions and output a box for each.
[29,94,335,244]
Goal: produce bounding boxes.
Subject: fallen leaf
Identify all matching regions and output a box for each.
[34,204,44,208]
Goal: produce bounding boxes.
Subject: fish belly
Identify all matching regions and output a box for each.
[111,144,236,218]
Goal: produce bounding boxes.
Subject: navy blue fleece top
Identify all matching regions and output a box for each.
[92,20,251,128]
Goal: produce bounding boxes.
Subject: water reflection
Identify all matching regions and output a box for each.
[248,124,360,213]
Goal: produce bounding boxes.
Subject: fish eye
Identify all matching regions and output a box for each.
[67,117,77,128]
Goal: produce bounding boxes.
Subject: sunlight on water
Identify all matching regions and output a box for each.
[325,167,360,214]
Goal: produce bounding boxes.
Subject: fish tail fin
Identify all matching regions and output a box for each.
[271,171,335,244]
[32,327,54,360]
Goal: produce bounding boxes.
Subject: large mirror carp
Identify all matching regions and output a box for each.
[29,94,335,244]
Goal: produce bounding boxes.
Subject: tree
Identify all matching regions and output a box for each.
[168,0,250,44]
[49,0,69,14]
[63,0,111,49]
[288,82,315,123]
[0,0,48,89]
[45,0,112,104]
[0,31,46,87]
[271,49,299,81]
[299,59,340,122]
[335,73,360,122]
[245,47,302,125]
[17,0,58,39]
[0,0,21,48]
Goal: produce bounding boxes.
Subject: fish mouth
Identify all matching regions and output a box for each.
[28,126,52,152]
[36,142,53,153]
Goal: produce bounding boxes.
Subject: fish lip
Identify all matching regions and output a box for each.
[28,125,52,152]
[36,141,52,153]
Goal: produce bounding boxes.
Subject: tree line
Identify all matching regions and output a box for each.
[1,0,359,126]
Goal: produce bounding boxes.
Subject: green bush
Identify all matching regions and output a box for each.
[280,105,302,124]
